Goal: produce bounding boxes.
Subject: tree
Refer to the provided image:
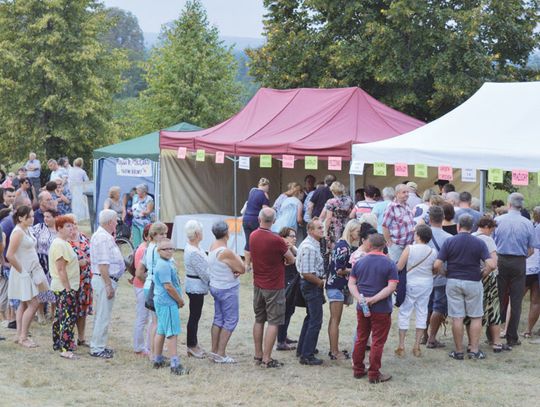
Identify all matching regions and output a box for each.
[103,7,147,98]
[135,0,243,132]
[249,0,540,121]
[0,0,126,166]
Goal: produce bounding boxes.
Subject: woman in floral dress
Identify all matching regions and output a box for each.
[323,182,354,261]
[69,219,92,347]
[31,209,58,322]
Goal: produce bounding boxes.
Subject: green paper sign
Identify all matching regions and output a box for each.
[195,149,205,162]
[305,156,318,170]
[260,155,272,168]
[488,168,503,183]
[414,164,428,178]
[373,162,387,176]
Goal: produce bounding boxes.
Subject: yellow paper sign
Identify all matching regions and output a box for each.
[488,168,503,183]
[195,149,205,162]
[414,164,428,178]
[373,162,387,176]
[260,155,272,168]
[305,156,318,170]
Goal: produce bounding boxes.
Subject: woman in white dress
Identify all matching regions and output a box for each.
[7,205,47,348]
[68,157,90,221]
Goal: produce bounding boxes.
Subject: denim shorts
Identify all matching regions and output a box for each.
[429,285,448,315]
[210,285,240,332]
[326,288,345,303]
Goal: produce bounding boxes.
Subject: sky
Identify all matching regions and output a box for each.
[101,0,265,38]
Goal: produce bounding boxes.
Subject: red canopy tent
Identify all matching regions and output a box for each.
[160,87,424,159]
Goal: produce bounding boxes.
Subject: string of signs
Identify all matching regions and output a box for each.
[176,147,532,186]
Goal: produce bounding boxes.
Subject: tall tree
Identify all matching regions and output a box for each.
[249,0,540,121]
[136,0,243,132]
[0,0,126,165]
[104,7,147,98]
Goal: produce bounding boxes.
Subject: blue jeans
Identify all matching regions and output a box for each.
[297,279,324,358]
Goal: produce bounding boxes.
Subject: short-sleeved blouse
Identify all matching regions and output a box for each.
[326,239,352,290]
[244,188,270,223]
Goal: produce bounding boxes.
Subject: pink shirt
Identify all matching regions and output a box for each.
[133,242,147,288]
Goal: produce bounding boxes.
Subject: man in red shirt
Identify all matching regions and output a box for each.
[250,207,295,368]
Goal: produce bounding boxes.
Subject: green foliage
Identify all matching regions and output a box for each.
[134,0,244,133]
[0,0,127,167]
[249,0,540,121]
[103,7,147,98]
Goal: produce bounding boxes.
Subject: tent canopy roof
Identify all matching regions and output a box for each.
[160,87,424,160]
[352,82,540,171]
[94,122,201,161]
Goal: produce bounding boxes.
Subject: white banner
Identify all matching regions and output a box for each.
[461,168,476,183]
[349,161,365,175]
[116,158,153,177]
[239,156,250,170]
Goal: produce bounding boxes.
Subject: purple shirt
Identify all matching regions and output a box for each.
[351,252,398,314]
[244,188,270,223]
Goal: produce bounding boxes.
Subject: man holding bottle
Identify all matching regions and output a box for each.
[349,233,398,383]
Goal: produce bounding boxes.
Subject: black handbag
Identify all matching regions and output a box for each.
[145,281,155,311]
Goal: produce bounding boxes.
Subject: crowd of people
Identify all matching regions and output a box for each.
[2,165,540,383]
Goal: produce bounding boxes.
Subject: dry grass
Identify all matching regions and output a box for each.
[1,247,538,407]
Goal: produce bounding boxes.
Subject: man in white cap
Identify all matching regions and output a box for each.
[406,182,422,210]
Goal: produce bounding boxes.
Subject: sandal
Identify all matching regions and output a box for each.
[60,351,79,360]
[522,332,532,339]
[412,347,422,357]
[253,356,262,365]
[20,338,39,348]
[468,350,486,360]
[77,339,89,347]
[328,351,350,360]
[426,340,446,349]
[493,343,512,353]
[394,347,405,357]
[448,351,464,360]
[276,343,296,351]
[260,358,283,368]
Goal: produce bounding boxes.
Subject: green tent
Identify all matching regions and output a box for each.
[93,122,201,161]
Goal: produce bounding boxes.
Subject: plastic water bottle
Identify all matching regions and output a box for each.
[359,294,371,317]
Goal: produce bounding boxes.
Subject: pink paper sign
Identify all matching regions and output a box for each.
[512,169,528,186]
[328,157,342,171]
[438,165,453,181]
[282,155,295,169]
[177,147,187,159]
[394,163,408,177]
[215,151,225,164]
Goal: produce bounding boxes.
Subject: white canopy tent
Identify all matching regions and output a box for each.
[351,81,540,209]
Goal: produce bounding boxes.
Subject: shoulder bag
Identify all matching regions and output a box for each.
[395,248,433,307]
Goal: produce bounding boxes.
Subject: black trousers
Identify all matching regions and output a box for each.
[186,293,205,347]
[497,255,526,344]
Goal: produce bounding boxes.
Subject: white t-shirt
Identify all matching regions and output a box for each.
[406,244,437,287]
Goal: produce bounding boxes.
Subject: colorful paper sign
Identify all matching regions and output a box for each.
[260,155,272,168]
[414,164,428,178]
[511,169,528,186]
[177,147,187,159]
[282,155,295,169]
[238,156,250,170]
[328,157,342,171]
[373,162,387,176]
[394,163,408,177]
[488,168,503,183]
[349,161,364,175]
[305,156,318,170]
[195,149,205,162]
[462,168,476,183]
[438,165,453,181]
[215,151,225,164]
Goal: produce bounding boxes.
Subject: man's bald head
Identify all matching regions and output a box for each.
[258,207,276,226]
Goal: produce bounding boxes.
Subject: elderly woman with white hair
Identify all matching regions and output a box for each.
[131,183,154,248]
[372,186,394,233]
[184,220,210,358]
[104,186,128,237]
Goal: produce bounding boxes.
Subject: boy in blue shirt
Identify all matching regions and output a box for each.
[153,239,188,375]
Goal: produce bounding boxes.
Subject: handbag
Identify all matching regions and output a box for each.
[144,281,155,311]
[144,247,157,311]
[30,262,49,293]
[395,248,433,308]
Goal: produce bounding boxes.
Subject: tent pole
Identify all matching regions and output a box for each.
[233,156,238,255]
[480,170,487,214]
[349,166,355,199]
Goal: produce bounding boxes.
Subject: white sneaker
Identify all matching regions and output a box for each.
[215,355,236,364]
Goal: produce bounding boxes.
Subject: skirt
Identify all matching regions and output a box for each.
[7,268,39,302]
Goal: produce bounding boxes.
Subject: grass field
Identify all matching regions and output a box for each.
[1,248,539,407]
